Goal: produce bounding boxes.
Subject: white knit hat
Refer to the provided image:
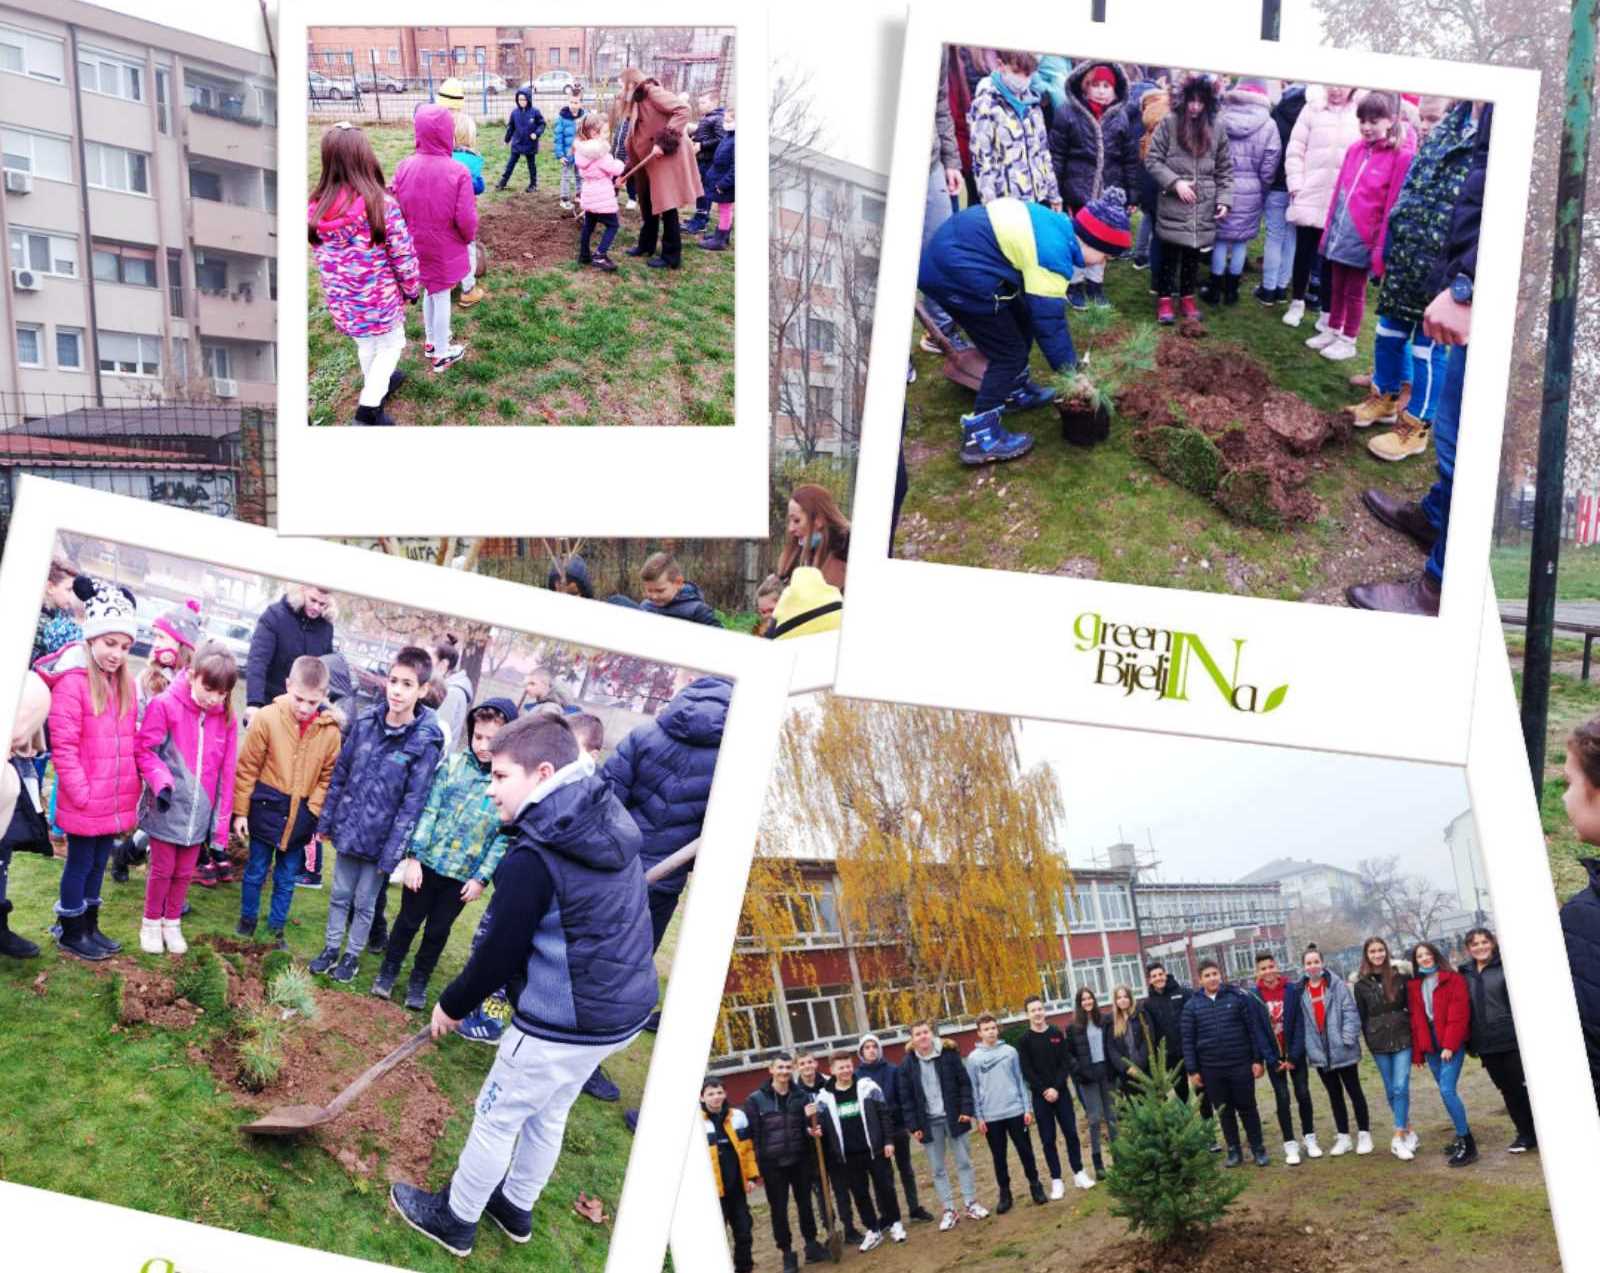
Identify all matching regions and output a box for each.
[74,575,137,641]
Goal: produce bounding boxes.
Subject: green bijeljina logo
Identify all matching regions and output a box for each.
[1073,611,1288,714]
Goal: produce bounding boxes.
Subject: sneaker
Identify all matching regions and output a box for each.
[1406,1130,1420,1153]
[582,1066,621,1102]
[234,916,258,939]
[859,1230,883,1253]
[643,1010,662,1033]
[1001,379,1058,415]
[139,917,163,954]
[964,1202,989,1220]
[958,408,1034,466]
[590,255,619,273]
[423,343,434,357]
[803,1238,830,1263]
[1073,1170,1096,1190]
[390,1182,476,1258]
[625,1108,640,1133]
[366,921,389,954]
[1314,310,1332,334]
[1223,1148,1243,1168]
[1131,255,1149,271]
[938,1209,958,1232]
[459,285,488,308]
[1368,412,1431,462]
[1284,1140,1301,1166]
[1392,1134,1415,1161]
[1346,390,1401,428]
[1356,1130,1374,1155]
[1508,1135,1536,1153]
[295,871,322,890]
[1305,328,1340,351]
[624,198,638,210]
[1253,283,1279,306]
[309,945,340,974]
[560,199,573,210]
[371,965,399,1000]
[1067,282,1088,311]
[330,952,360,984]
[1330,1133,1353,1156]
[889,1221,907,1243]
[404,977,428,1011]
[1050,1178,1065,1200]
[1321,335,1359,361]
[161,919,188,955]
[1303,1133,1322,1159]
[919,333,944,354]
[431,344,466,372]
[1253,1148,1271,1167]
[782,1253,800,1273]
[1448,1134,1479,1167]
[455,1007,504,1044]
[1282,299,1306,326]
[484,1181,533,1243]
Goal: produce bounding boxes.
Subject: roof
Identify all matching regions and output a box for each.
[1236,857,1361,886]
[2,404,244,442]
[775,141,887,195]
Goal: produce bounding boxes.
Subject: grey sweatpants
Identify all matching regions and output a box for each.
[325,852,384,954]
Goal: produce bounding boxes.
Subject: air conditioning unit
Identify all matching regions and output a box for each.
[10,267,40,292]
[212,376,239,399]
[4,168,32,194]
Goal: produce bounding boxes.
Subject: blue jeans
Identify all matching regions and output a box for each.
[925,291,1069,414]
[921,164,958,334]
[240,836,302,931]
[1371,1048,1412,1130]
[1262,191,1294,290]
[1211,239,1248,276]
[1425,1050,1470,1136]
[57,832,116,917]
[1419,343,1467,583]
[1373,317,1449,421]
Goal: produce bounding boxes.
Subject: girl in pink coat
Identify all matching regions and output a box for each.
[135,647,241,955]
[574,114,624,272]
[1308,94,1415,363]
[40,577,164,962]
[393,104,478,374]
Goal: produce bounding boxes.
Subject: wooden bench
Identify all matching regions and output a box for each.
[1499,603,1600,680]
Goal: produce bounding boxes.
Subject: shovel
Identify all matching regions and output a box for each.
[808,1108,845,1263]
[915,300,988,392]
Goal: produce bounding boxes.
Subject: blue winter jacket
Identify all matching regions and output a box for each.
[856,1037,905,1134]
[505,90,546,155]
[1561,857,1600,1091]
[705,131,735,203]
[919,198,1083,373]
[554,105,585,163]
[316,703,444,873]
[1246,977,1306,1065]
[640,580,723,626]
[1180,982,1275,1075]
[452,148,485,195]
[546,553,595,598]
[601,675,728,895]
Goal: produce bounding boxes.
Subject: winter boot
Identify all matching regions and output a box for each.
[195,857,220,888]
[139,916,164,954]
[110,838,131,883]
[1448,1133,1479,1167]
[1367,412,1431,462]
[1198,272,1222,305]
[958,408,1034,466]
[83,904,120,954]
[1001,377,1058,415]
[0,903,39,959]
[371,961,401,1000]
[803,1238,831,1263]
[1028,1179,1047,1205]
[161,919,187,955]
[1223,272,1242,305]
[353,403,397,427]
[995,1186,1013,1215]
[683,212,710,233]
[696,228,730,251]
[484,1181,533,1243]
[1179,295,1201,322]
[1441,1135,1463,1157]
[213,848,234,885]
[1346,390,1401,428]
[1067,281,1088,311]
[390,1182,476,1257]
[1156,296,1176,325]
[404,971,429,1011]
[56,911,110,962]
[235,916,258,939]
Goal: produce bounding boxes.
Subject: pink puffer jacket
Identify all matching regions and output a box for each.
[40,645,163,838]
[310,191,421,338]
[1284,85,1364,228]
[137,671,240,849]
[392,105,479,293]
[576,139,623,215]
[1318,133,1416,280]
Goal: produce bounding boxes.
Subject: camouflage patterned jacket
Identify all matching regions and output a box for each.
[968,72,1061,208]
[1376,102,1478,324]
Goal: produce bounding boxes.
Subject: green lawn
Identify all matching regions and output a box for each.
[0,845,675,1270]
[1492,543,1600,603]
[307,122,735,427]
[900,225,1435,603]
[1506,661,1600,900]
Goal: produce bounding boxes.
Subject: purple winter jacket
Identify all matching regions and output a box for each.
[392,105,479,294]
[1216,87,1282,243]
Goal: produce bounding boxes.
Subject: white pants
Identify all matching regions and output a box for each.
[461,242,477,293]
[354,323,406,408]
[448,1026,637,1222]
[423,289,452,354]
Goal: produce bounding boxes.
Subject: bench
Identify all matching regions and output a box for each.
[1499,605,1600,680]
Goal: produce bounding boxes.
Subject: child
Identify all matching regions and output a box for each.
[638,552,724,626]
[135,644,240,956]
[896,1020,984,1230]
[696,108,736,252]
[567,712,605,761]
[1308,93,1414,363]
[1256,81,1309,305]
[968,50,1062,209]
[499,88,546,191]
[39,577,162,961]
[389,714,658,1258]
[393,104,477,373]
[546,553,595,598]
[1282,84,1363,328]
[702,1077,761,1272]
[1144,73,1233,326]
[1047,61,1139,308]
[817,1052,906,1251]
[233,655,342,949]
[1,673,52,960]
[685,91,727,234]
[574,113,624,272]
[753,573,783,637]
[308,646,443,984]
[966,1013,1045,1210]
[34,558,83,666]
[1559,718,1600,1116]
[373,696,516,1010]
[1179,958,1274,1167]
[1202,78,1280,308]
[309,121,421,425]
[610,97,637,210]
[138,599,201,713]
[450,112,489,309]
[554,83,587,211]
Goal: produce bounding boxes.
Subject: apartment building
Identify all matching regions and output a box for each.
[307,26,589,85]
[0,1,277,411]
[1236,856,1364,915]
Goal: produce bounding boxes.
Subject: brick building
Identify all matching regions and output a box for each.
[1135,880,1293,983]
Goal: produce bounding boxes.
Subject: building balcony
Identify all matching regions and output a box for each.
[184,108,274,170]
[196,290,275,343]
[231,379,274,407]
[190,199,274,257]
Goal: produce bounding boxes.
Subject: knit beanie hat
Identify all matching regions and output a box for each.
[769,567,842,640]
[74,575,137,642]
[1074,186,1133,257]
[436,77,465,109]
[1084,65,1116,90]
[152,598,202,650]
[1235,76,1270,96]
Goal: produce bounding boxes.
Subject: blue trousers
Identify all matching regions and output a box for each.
[1261,190,1295,291]
[57,832,116,917]
[1425,1049,1470,1136]
[1419,343,1467,583]
[921,163,959,335]
[1211,239,1248,276]
[923,290,1069,414]
[1373,316,1449,421]
[1372,1047,1412,1131]
[240,836,303,931]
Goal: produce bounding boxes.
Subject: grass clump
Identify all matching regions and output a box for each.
[260,948,294,986]
[173,945,230,1017]
[1217,466,1284,530]
[237,1008,288,1093]
[268,965,319,1022]
[1136,425,1222,497]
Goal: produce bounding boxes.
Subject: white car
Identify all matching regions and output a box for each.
[308,72,356,100]
[206,618,254,667]
[528,69,577,95]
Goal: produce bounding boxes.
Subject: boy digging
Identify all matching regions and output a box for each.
[372,697,517,1010]
[390,714,658,1257]
[233,656,343,950]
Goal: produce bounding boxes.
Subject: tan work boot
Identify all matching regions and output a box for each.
[1346,390,1400,428]
[1368,411,1431,462]
[459,285,488,308]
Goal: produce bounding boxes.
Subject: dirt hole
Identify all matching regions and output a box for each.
[477,197,587,272]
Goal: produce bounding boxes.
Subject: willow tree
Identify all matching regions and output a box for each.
[765,695,1072,1028]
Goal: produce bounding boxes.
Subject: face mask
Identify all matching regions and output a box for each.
[1001,70,1032,95]
[807,531,823,550]
[153,646,180,669]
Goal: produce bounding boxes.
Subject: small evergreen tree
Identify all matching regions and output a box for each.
[1102,1037,1247,1251]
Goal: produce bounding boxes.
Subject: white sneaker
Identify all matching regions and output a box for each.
[1392,1134,1415,1161]
[431,344,466,372]
[965,1202,989,1220]
[1405,1130,1420,1152]
[161,919,187,955]
[624,197,638,210]
[559,199,573,210]
[1330,1133,1353,1156]
[1322,335,1359,361]
[1073,1170,1096,1190]
[1305,328,1339,351]
[859,1230,883,1252]
[1356,1130,1374,1155]
[1314,311,1332,333]
[1303,1132,1323,1159]
[938,1209,957,1232]
[1284,1140,1301,1166]
[1049,1178,1065,1200]
[1282,299,1306,326]
[889,1221,907,1243]
[139,917,163,954]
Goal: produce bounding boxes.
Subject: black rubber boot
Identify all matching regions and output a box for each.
[1198,272,1222,305]
[1223,272,1242,305]
[57,911,110,962]
[83,903,120,954]
[0,902,40,959]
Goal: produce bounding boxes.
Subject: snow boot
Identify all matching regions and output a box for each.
[958,408,1033,466]
[139,916,164,954]
[0,903,39,959]
[1156,296,1176,325]
[56,911,110,962]
[696,228,730,251]
[1223,272,1242,305]
[1179,295,1200,322]
[83,904,120,954]
[1198,272,1222,305]
[161,919,187,955]
[995,1186,1013,1215]
[1447,1133,1479,1167]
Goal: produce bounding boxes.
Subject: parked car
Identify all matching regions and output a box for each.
[205,618,254,668]
[480,72,510,94]
[527,69,577,95]
[358,71,407,93]
[308,72,357,99]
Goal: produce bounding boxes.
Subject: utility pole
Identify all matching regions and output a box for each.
[1522,0,1598,790]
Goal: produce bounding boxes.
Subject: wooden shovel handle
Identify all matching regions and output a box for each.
[324,1026,434,1120]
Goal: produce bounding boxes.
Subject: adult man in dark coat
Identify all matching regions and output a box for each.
[246,585,335,728]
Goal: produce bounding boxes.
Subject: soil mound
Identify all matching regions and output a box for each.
[1101,1219,1356,1273]
[477,196,583,272]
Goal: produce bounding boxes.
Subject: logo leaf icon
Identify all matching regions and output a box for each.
[1262,685,1288,713]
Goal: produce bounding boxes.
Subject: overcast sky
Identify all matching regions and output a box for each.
[111,0,272,55]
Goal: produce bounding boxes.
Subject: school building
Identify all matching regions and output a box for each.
[1135,880,1294,983]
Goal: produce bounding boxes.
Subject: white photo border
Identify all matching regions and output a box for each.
[276,0,771,538]
[0,476,795,1273]
[835,2,1541,765]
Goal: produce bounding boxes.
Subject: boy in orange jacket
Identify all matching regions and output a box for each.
[703,1077,760,1273]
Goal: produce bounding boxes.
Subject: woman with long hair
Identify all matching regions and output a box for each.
[1066,986,1118,1176]
[1458,927,1537,1153]
[778,484,851,592]
[1408,940,1478,1165]
[1353,936,1416,1159]
[1294,945,1372,1155]
[618,67,702,269]
[1105,983,1149,1099]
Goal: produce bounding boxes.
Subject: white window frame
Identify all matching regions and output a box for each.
[1,126,72,182]
[78,47,144,102]
[55,326,84,370]
[83,141,149,195]
[783,982,858,1046]
[8,226,78,278]
[92,241,158,288]
[96,329,161,377]
[0,22,65,82]
[201,342,232,378]
[15,322,44,368]
[1097,882,1135,930]
[387,47,399,65]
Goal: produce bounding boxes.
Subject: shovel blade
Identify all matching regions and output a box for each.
[240,1103,331,1136]
[941,349,988,392]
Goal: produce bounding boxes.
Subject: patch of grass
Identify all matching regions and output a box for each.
[267,964,318,1021]
[1391,1180,1554,1254]
[1492,542,1600,602]
[174,945,230,1017]
[260,948,294,986]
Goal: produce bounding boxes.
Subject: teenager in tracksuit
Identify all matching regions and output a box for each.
[817,1052,906,1251]
[1180,958,1274,1168]
[856,1034,933,1223]
[967,1013,1046,1211]
[744,1055,830,1271]
[897,1020,987,1230]
[1246,950,1317,1164]
[702,1077,760,1273]
[389,713,658,1258]
[1017,994,1092,1196]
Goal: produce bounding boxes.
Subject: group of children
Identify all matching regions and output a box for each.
[310,77,736,426]
[710,931,1533,1270]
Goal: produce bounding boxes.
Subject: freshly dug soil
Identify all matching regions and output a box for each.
[1100,1220,1356,1273]
[1119,336,1349,528]
[101,961,205,1030]
[477,197,584,272]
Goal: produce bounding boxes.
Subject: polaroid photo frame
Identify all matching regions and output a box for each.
[0,476,794,1273]
[835,2,1540,765]
[275,0,770,538]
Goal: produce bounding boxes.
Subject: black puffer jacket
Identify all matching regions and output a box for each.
[1268,84,1307,192]
[1352,971,1413,1055]
[1458,955,1518,1057]
[1562,857,1600,1092]
[1048,61,1141,211]
[1138,977,1191,1071]
[246,596,335,708]
[1106,1014,1150,1086]
[1066,1012,1114,1083]
[742,1079,816,1168]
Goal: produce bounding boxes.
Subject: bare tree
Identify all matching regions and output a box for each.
[1356,855,1458,945]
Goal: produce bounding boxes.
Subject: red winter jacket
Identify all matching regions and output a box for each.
[137,671,240,850]
[39,645,163,837]
[1407,966,1470,1062]
[392,105,478,294]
